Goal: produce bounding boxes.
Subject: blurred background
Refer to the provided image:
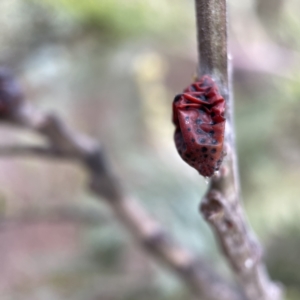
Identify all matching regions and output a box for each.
[0,0,300,299]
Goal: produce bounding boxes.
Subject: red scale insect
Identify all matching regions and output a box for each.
[172,75,226,177]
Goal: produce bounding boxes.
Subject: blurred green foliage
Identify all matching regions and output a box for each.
[31,0,194,39]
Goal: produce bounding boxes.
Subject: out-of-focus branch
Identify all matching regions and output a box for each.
[19,104,244,300]
[0,204,108,229]
[194,1,283,300]
[0,105,243,299]
[0,145,74,159]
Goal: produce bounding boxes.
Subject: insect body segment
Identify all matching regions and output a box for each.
[172,75,226,177]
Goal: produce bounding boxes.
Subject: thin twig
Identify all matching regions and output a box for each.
[195,0,283,299]
[0,204,108,229]
[0,103,244,300]
[0,145,75,159]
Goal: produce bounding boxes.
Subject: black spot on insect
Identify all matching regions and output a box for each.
[209,130,215,136]
[174,94,182,102]
[189,85,196,92]
[191,138,195,143]
[200,138,206,143]
[186,153,191,158]
[211,148,217,154]
[211,112,216,118]
[188,128,191,132]
[204,154,208,158]
[192,158,196,162]
[197,94,207,101]
[201,147,208,153]
[186,106,190,110]
[196,119,202,124]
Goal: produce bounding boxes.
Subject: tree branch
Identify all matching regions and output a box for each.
[0,102,244,300]
[0,204,108,229]
[0,145,75,159]
[195,0,283,299]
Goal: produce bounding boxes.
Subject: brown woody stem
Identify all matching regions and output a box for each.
[195,0,283,299]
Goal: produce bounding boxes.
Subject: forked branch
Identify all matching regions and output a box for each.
[0,100,243,300]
